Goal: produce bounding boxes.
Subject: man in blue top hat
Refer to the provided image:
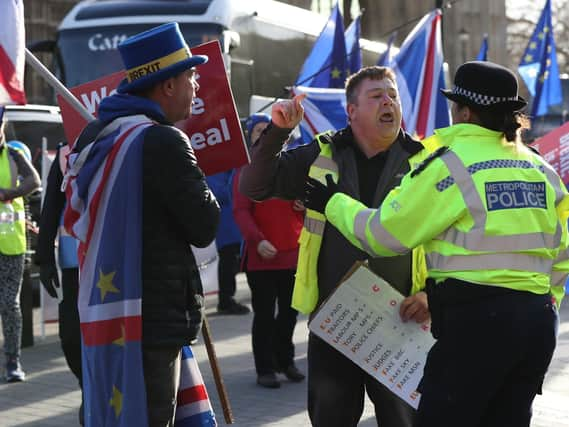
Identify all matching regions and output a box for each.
[67,23,219,426]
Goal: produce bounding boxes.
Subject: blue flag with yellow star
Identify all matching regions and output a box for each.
[518,0,562,117]
[295,3,348,88]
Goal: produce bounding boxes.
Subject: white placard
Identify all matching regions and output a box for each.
[308,263,435,408]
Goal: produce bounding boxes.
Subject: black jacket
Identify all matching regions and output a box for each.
[75,94,220,346]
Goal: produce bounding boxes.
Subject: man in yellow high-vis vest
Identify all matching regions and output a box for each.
[304,61,566,427]
[0,110,40,383]
[240,66,437,427]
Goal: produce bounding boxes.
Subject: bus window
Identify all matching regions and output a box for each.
[57,23,224,88]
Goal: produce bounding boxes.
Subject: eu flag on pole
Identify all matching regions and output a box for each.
[295,3,347,88]
[391,9,450,139]
[476,34,488,61]
[0,0,26,104]
[518,0,562,117]
[377,33,396,67]
[345,15,362,75]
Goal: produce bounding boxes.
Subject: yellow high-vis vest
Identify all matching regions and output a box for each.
[0,147,27,255]
[325,124,569,307]
[292,132,435,314]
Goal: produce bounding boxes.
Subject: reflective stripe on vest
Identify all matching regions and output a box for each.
[292,133,337,314]
[0,147,26,255]
[551,248,569,287]
[436,151,563,252]
[354,208,408,255]
[427,251,553,274]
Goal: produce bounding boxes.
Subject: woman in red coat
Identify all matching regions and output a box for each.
[233,113,305,388]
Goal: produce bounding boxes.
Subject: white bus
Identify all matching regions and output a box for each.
[32,0,386,117]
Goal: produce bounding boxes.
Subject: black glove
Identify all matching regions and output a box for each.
[304,174,339,214]
[40,263,60,299]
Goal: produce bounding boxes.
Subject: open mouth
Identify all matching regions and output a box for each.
[379,112,394,123]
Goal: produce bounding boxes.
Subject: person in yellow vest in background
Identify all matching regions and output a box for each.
[239,66,439,427]
[0,107,41,382]
[303,61,566,427]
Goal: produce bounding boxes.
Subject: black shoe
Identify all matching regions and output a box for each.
[257,373,281,388]
[283,365,305,382]
[217,301,250,315]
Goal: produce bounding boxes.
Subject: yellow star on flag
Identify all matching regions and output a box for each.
[109,385,123,418]
[331,67,341,79]
[97,269,119,302]
[538,32,545,40]
[113,324,126,347]
[524,54,533,63]
[530,41,537,50]
[544,26,549,33]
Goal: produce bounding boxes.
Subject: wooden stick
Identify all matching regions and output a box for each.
[201,315,234,424]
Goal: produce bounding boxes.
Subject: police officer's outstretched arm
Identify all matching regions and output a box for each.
[145,126,220,248]
[309,154,466,257]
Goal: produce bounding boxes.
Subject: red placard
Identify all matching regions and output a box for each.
[57,40,248,175]
[531,121,569,185]
[57,71,125,145]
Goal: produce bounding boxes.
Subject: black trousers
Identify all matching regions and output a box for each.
[417,291,558,427]
[217,243,241,308]
[308,333,416,427]
[246,269,298,375]
[142,345,182,427]
[59,268,83,388]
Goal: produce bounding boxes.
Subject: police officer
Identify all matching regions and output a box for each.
[303,61,566,427]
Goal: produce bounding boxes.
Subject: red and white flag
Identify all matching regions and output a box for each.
[0,0,27,105]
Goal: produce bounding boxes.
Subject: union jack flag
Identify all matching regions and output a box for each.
[63,114,216,426]
[391,9,450,139]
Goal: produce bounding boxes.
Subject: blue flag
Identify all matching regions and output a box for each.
[345,15,362,75]
[377,32,396,66]
[518,0,562,117]
[476,34,488,61]
[295,3,347,88]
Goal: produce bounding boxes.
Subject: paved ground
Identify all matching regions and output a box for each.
[0,276,568,426]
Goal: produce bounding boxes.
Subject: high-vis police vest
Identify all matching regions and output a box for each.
[0,147,27,255]
[325,124,569,306]
[291,132,436,314]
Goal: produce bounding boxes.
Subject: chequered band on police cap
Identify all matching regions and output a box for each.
[451,85,518,106]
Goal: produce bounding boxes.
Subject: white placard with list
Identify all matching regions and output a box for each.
[308,263,436,408]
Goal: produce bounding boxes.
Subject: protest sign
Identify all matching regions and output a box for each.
[57,40,248,175]
[309,263,435,408]
[531,121,569,186]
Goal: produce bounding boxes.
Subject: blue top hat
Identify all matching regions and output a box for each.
[117,22,208,94]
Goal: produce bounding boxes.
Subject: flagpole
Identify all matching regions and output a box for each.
[24,48,94,122]
[201,315,234,424]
